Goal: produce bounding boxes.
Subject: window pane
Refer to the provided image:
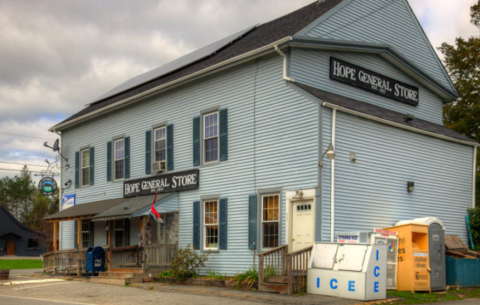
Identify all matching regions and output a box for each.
[82,150,90,168]
[262,222,279,248]
[155,139,166,150]
[82,168,90,186]
[205,138,218,162]
[155,128,165,140]
[115,159,124,180]
[205,201,218,224]
[115,231,124,247]
[263,195,279,221]
[205,225,218,249]
[204,113,218,139]
[155,150,166,162]
[115,140,124,160]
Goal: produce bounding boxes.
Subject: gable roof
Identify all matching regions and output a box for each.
[292,83,477,145]
[51,0,345,131]
[0,205,45,236]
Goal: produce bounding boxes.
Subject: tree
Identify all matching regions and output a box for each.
[438,1,480,206]
[0,165,36,219]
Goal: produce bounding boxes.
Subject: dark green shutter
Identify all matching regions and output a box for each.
[74,220,78,249]
[219,198,228,250]
[220,108,228,161]
[89,221,95,247]
[107,142,112,182]
[124,219,130,246]
[146,130,151,175]
[193,117,200,166]
[167,124,174,171]
[125,137,130,179]
[193,201,200,250]
[89,147,94,186]
[248,194,258,250]
[75,152,79,188]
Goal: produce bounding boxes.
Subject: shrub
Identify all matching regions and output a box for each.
[468,206,480,249]
[171,244,210,280]
[206,270,226,280]
[233,268,258,288]
[158,270,175,278]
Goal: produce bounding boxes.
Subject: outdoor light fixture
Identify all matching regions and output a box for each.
[319,143,335,167]
[407,182,414,192]
[293,189,304,199]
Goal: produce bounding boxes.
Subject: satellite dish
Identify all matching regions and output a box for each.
[52,139,60,152]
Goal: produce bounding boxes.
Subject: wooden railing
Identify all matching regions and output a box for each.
[41,248,90,275]
[287,245,313,294]
[145,244,177,267]
[110,245,140,267]
[258,245,288,286]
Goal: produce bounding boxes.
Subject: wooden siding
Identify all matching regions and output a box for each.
[60,221,75,250]
[93,221,106,247]
[302,0,455,95]
[59,54,319,274]
[321,109,473,242]
[290,49,444,124]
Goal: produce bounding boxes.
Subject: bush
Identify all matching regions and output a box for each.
[171,244,210,280]
[468,206,480,249]
[158,270,175,278]
[233,268,258,288]
[206,270,226,280]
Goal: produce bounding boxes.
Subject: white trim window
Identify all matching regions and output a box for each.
[262,194,280,249]
[154,126,166,162]
[204,200,219,250]
[203,112,219,163]
[114,138,125,180]
[114,219,124,247]
[81,219,90,248]
[81,148,90,187]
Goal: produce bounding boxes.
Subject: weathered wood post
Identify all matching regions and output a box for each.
[108,220,112,270]
[142,216,147,273]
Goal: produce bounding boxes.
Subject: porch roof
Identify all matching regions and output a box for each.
[44,193,172,222]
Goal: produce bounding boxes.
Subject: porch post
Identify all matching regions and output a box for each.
[77,220,82,249]
[142,216,147,272]
[108,220,112,270]
[53,221,57,251]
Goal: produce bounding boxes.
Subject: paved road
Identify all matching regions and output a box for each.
[430,299,480,305]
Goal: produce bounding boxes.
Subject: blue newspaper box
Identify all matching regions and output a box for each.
[85,246,105,278]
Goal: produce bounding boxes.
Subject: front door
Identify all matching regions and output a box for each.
[6,239,16,256]
[290,200,314,252]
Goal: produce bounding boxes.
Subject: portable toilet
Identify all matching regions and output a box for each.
[395,217,446,291]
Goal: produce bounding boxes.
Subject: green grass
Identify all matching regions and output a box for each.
[0,259,42,270]
[386,288,480,304]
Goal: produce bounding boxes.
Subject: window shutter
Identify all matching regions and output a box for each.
[248,194,258,250]
[167,124,174,171]
[89,221,95,247]
[193,201,200,250]
[107,141,112,182]
[193,117,200,166]
[145,130,151,175]
[74,220,78,249]
[90,147,95,186]
[124,219,130,246]
[219,198,228,250]
[220,108,228,161]
[125,137,130,179]
[75,152,79,188]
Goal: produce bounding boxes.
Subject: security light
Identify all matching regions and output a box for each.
[319,143,335,167]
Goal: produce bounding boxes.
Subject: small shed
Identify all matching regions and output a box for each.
[0,205,47,256]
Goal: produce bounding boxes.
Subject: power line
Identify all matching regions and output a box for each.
[0,151,54,159]
[0,168,46,174]
[0,132,56,140]
[0,161,48,167]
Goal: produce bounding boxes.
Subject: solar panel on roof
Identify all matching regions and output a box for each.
[90,24,257,105]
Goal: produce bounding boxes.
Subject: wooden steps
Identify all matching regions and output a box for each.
[89,269,144,286]
[258,275,289,295]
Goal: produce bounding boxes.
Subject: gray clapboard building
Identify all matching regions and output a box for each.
[46,0,477,275]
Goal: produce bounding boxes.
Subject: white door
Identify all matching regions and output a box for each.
[291,200,314,252]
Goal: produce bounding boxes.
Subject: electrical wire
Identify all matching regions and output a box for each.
[0,161,48,167]
[0,168,46,174]
[0,132,56,140]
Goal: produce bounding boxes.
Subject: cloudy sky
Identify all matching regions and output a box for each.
[0,0,478,180]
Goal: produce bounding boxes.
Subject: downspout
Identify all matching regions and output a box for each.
[274,45,295,82]
[474,146,478,208]
[330,109,336,242]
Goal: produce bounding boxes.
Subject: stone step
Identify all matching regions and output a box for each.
[258,283,289,294]
[266,275,289,284]
[90,276,143,286]
[109,267,143,274]
[98,272,136,278]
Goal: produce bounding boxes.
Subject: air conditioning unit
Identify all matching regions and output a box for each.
[152,161,166,173]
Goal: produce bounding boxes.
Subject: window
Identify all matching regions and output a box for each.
[204,200,218,250]
[114,139,125,180]
[203,112,218,163]
[262,194,279,249]
[81,149,90,187]
[154,127,166,162]
[81,220,90,248]
[114,219,124,247]
[27,239,40,250]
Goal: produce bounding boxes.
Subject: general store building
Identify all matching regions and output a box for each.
[45,0,477,276]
